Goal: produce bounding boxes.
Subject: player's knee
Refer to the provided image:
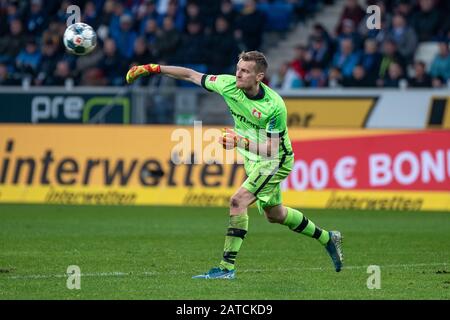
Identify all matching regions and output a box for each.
[265,214,279,224]
[264,207,285,224]
[230,196,242,210]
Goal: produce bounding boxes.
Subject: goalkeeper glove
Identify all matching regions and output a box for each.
[220,128,250,150]
[126,64,161,84]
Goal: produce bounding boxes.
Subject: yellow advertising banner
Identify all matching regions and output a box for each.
[0,125,449,211]
[285,98,376,128]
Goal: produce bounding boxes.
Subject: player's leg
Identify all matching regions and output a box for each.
[192,187,255,279]
[265,204,331,245]
[264,204,343,272]
[256,156,343,272]
[219,187,255,271]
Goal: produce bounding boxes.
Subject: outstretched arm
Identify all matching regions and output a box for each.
[126,63,203,86]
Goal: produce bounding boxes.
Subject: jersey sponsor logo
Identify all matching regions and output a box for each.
[252,109,262,119]
[229,108,260,129]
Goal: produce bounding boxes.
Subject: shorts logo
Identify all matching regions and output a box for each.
[209,76,217,82]
[252,109,262,119]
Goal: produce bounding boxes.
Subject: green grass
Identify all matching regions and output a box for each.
[0,204,449,300]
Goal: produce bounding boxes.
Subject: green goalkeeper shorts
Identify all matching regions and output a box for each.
[242,155,294,215]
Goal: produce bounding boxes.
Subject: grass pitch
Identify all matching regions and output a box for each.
[0,204,449,300]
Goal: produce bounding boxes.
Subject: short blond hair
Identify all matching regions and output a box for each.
[238,51,268,73]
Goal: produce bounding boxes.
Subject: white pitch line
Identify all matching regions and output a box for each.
[4,262,448,280]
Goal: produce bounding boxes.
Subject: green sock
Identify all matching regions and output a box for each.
[283,207,330,245]
[219,214,249,271]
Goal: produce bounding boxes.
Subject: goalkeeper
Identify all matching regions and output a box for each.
[126,51,343,279]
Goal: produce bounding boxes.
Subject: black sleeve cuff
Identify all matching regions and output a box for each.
[201,74,213,92]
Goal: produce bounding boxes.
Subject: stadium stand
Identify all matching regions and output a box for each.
[0,0,449,90]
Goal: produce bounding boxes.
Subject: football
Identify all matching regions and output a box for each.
[63,22,97,56]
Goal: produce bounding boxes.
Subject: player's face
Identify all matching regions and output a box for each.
[235,60,264,89]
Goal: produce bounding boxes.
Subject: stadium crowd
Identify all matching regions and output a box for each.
[0,0,449,88]
[270,0,450,89]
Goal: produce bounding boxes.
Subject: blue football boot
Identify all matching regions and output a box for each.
[325,231,344,272]
[192,267,236,279]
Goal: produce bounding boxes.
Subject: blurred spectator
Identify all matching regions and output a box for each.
[173,19,208,64]
[393,0,413,23]
[377,61,406,88]
[98,38,126,86]
[308,36,333,69]
[80,67,108,86]
[98,0,116,30]
[411,0,442,42]
[16,38,41,78]
[112,14,138,59]
[431,76,446,88]
[309,23,333,48]
[141,18,159,45]
[359,38,382,83]
[55,0,74,24]
[0,19,27,65]
[108,1,130,40]
[4,2,22,24]
[219,0,238,27]
[367,17,389,45]
[378,39,406,80]
[185,2,203,30]
[196,0,222,31]
[45,60,74,86]
[336,0,365,35]
[429,41,450,81]
[235,0,266,51]
[0,63,20,85]
[158,0,185,32]
[41,21,65,50]
[387,14,417,62]
[269,62,303,89]
[408,61,432,87]
[35,41,61,86]
[26,0,47,36]
[332,38,360,78]
[342,64,375,87]
[131,37,156,67]
[290,44,309,79]
[337,19,362,49]
[208,16,240,74]
[327,66,343,88]
[136,0,159,25]
[157,0,188,15]
[154,17,181,61]
[76,44,104,78]
[305,66,327,88]
[82,1,101,29]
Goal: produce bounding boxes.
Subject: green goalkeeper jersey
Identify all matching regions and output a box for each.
[201,74,294,162]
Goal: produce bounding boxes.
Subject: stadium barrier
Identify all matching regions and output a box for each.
[1,87,449,128]
[0,125,448,211]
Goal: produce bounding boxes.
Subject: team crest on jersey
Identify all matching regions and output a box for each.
[252,108,262,119]
[209,76,217,82]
